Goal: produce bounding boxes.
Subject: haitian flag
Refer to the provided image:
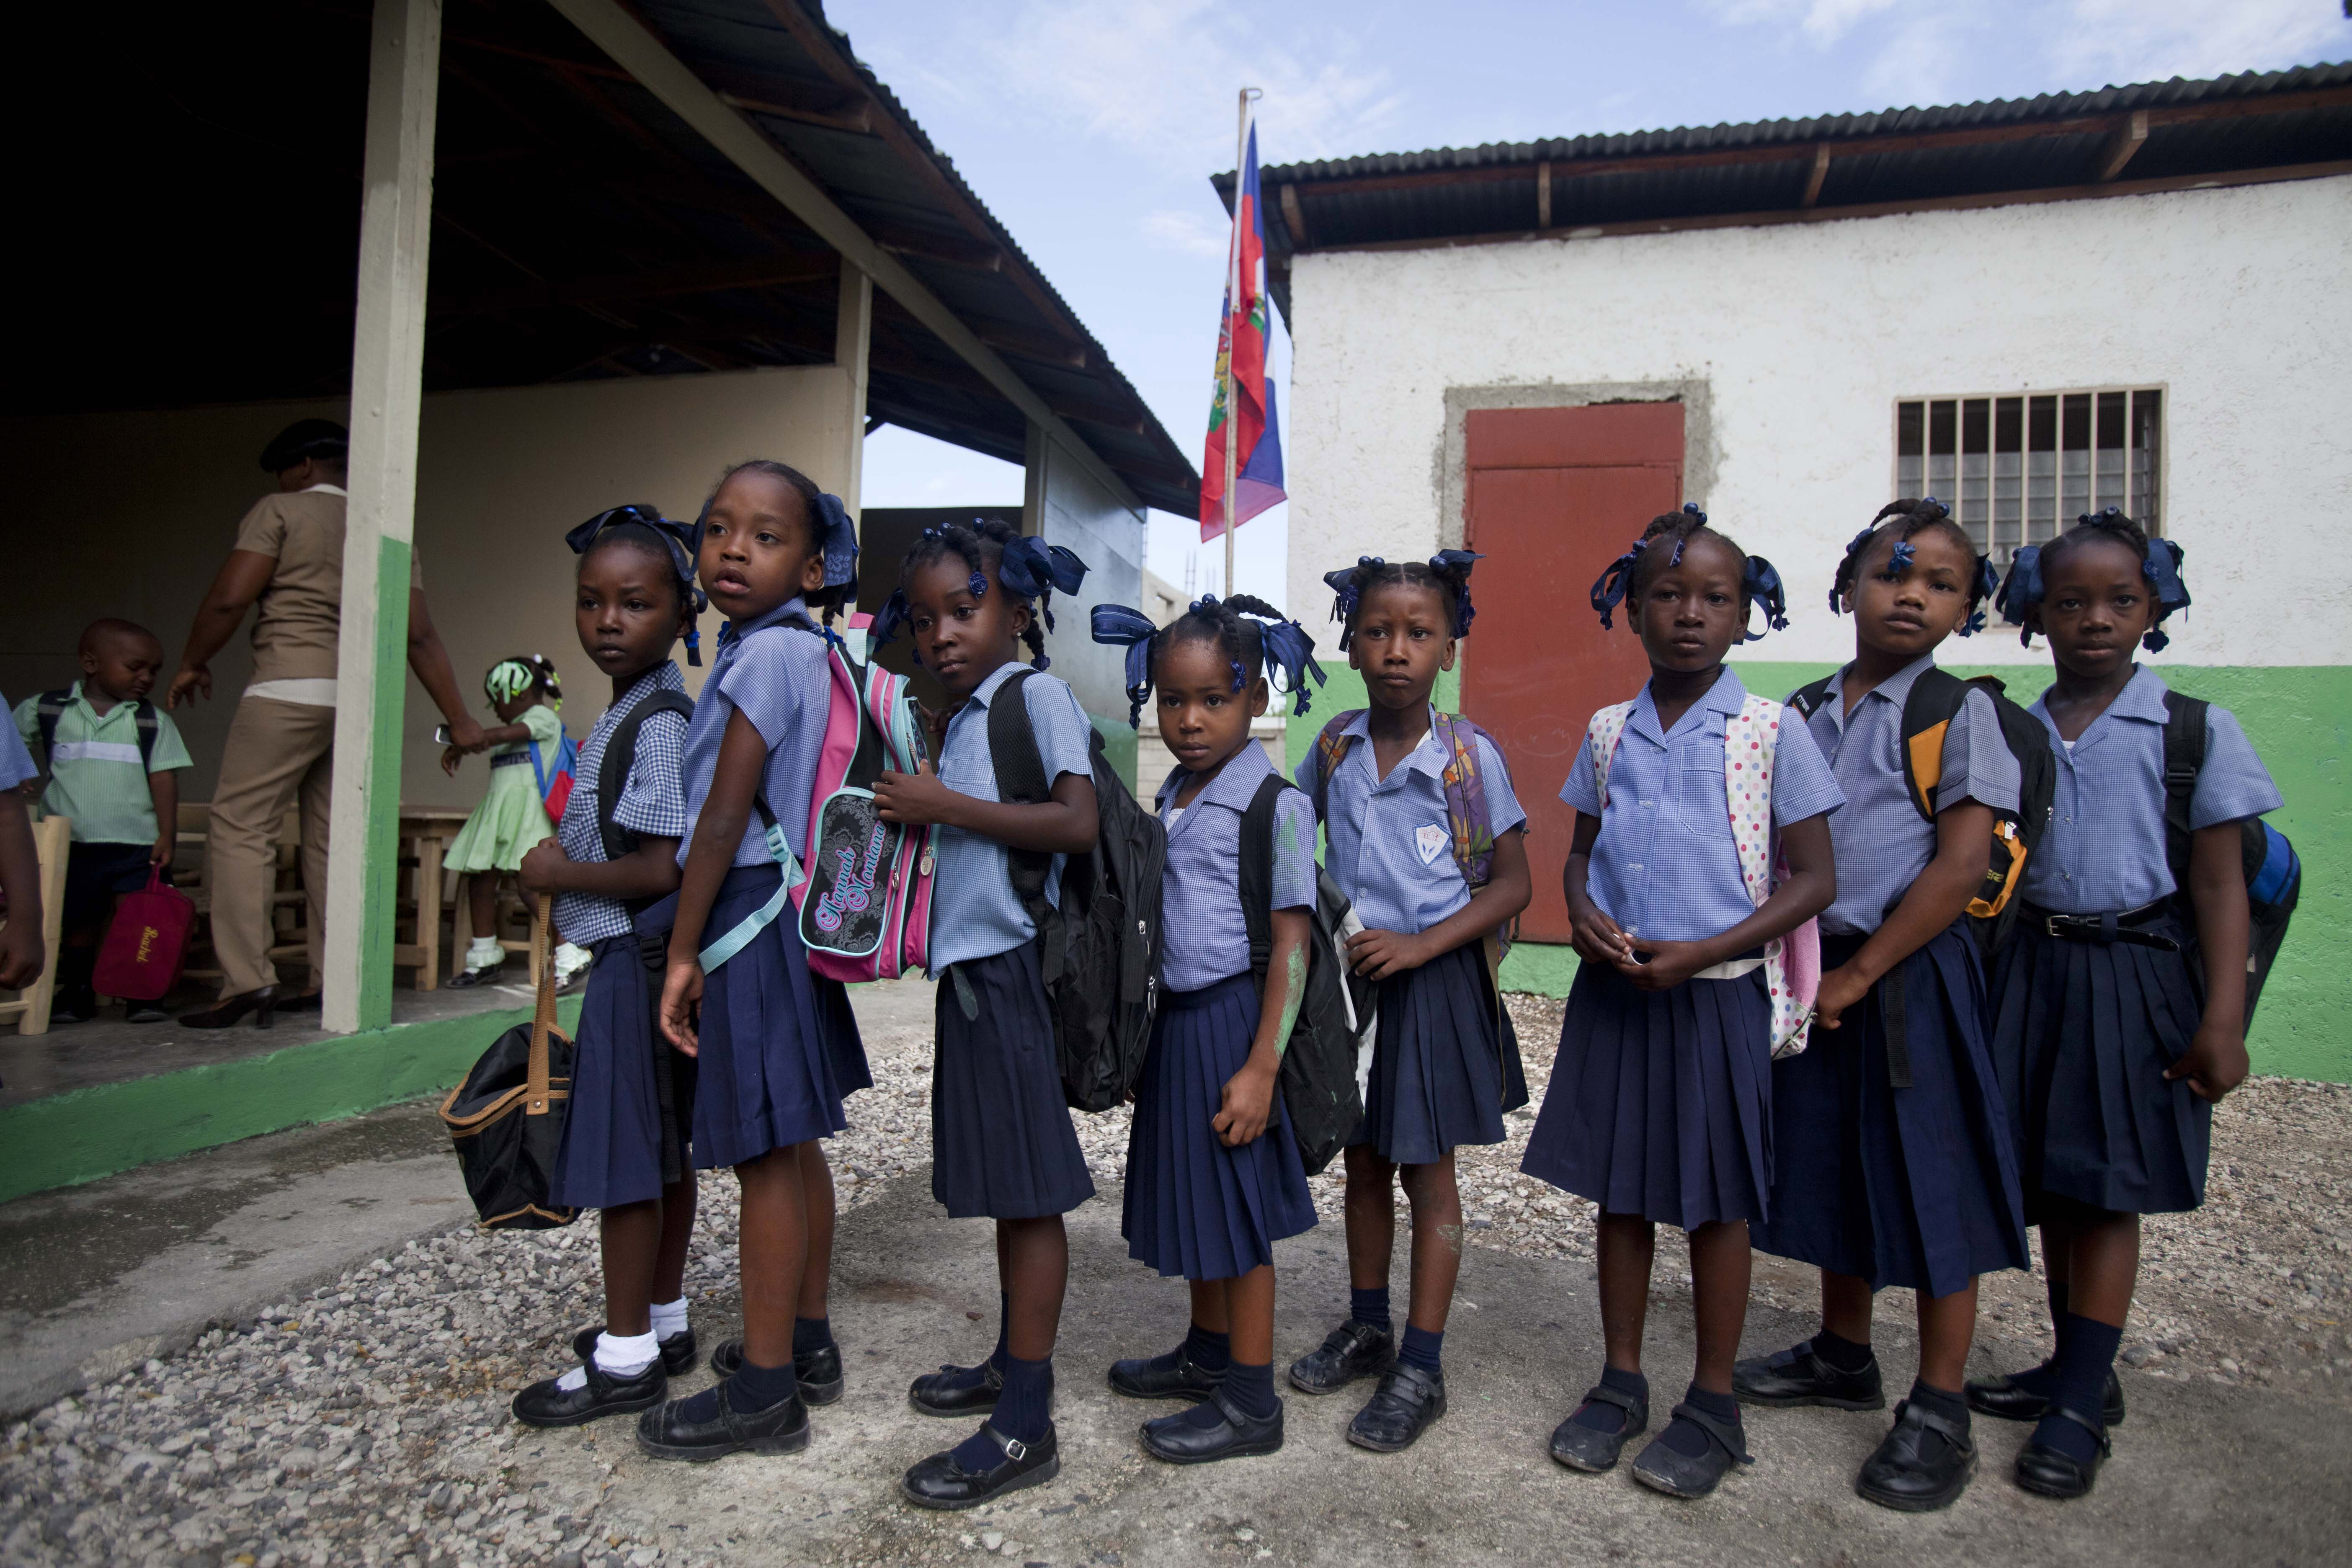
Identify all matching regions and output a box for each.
[1202,117,1285,540]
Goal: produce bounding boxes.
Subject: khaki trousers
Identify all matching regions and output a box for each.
[206,696,334,996]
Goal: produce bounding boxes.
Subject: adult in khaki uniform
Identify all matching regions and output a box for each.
[167,420,485,1027]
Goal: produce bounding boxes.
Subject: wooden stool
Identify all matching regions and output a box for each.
[0,815,73,1034]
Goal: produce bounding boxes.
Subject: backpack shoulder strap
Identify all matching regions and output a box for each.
[34,688,72,764]
[1785,675,1836,720]
[986,669,1055,918]
[134,700,159,769]
[597,690,694,864]
[1584,701,1637,809]
[1238,775,1289,993]
[1308,711,1363,821]
[2161,689,2209,871]
[1723,696,1782,910]
[1430,712,1500,891]
[1896,666,1970,823]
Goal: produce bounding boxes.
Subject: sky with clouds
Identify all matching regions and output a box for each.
[834,0,2348,605]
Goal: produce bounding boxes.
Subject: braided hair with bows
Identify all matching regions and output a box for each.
[1320,550,1483,652]
[1090,594,1326,727]
[1995,506,2191,652]
[484,653,561,708]
[1589,502,1789,642]
[566,504,709,663]
[700,459,860,628]
[1829,495,2001,636]
[871,516,1088,670]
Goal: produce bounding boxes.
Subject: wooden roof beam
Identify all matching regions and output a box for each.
[439,253,838,317]
[2098,110,2149,181]
[547,0,1143,513]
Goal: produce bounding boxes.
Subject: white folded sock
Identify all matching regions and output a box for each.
[464,937,503,968]
[651,1298,690,1341]
[555,1327,660,1392]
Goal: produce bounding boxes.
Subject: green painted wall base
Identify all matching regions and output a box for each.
[0,996,581,1204]
[1498,941,1578,996]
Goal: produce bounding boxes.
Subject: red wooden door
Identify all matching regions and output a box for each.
[1461,404,1684,942]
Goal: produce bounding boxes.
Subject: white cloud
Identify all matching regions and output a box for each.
[1139,208,1229,258]
[1705,0,1902,47]
[2045,0,2349,84]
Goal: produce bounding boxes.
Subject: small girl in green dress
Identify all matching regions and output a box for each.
[444,655,576,987]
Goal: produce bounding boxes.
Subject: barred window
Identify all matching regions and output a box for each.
[1896,389,2162,562]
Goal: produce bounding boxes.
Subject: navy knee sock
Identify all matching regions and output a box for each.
[1811,1327,1875,1373]
[1397,1323,1443,1376]
[1658,1383,1742,1459]
[1571,1364,1648,1434]
[792,1315,833,1357]
[724,1352,800,1414]
[1350,1285,1392,1335]
[1184,1323,1232,1373]
[2032,1314,2120,1464]
[951,1354,1050,1468]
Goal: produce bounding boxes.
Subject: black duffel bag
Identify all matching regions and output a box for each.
[440,895,578,1230]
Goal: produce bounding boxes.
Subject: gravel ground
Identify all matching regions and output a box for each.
[3,991,2346,1567]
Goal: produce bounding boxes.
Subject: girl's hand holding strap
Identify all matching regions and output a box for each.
[520,833,684,902]
[1612,813,1836,993]
[1217,906,1311,1147]
[660,709,771,1057]
[1815,800,1992,1031]
[2165,818,2252,1103]
[874,764,1100,854]
[1563,812,1635,967]
[1345,828,1534,980]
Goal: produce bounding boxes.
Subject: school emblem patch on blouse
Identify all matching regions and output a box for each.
[1415,823,1448,865]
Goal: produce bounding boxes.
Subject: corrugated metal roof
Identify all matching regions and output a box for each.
[1216,64,2352,323]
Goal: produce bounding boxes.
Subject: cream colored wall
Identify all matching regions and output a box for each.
[0,364,859,805]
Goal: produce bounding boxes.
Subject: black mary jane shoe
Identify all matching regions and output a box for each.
[573,1325,698,1378]
[1549,1382,1650,1473]
[445,961,503,989]
[513,1349,667,1429]
[2014,1406,2110,1500]
[1731,1339,1885,1411]
[1287,1320,1395,1396]
[1630,1404,1753,1500]
[1140,1388,1284,1464]
[635,1382,810,1462]
[900,1422,1061,1511]
[1109,1345,1226,1402]
[1966,1364,2127,1426]
[177,986,276,1030]
[49,989,98,1025]
[910,1360,1003,1418]
[709,1337,844,1406]
[1345,1363,1446,1453]
[1855,1399,1978,1512]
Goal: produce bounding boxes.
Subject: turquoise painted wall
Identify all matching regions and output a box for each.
[1287,658,2349,1083]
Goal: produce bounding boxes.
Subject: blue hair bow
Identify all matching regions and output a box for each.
[1091,603,1162,726]
[1958,554,2001,637]
[1742,555,1789,642]
[565,503,711,665]
[2138,532,2191,651]
[1324,556,1382,625]
[1591,538,1647,630]
[1995,545,2044,645]
[813,492,859,589]
[1428,549,1483,636]
[870,587,912,652]
[1256,616,1326,717]
[998,537,1089,630]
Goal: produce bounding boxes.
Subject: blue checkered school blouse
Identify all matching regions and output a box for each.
[553,663,690,947]
[2021,666,2280,915]
[674,599,831,870]
[1156,742,1317,994]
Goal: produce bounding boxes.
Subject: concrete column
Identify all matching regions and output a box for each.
[835,262,872,517]
[323,0,442,1035]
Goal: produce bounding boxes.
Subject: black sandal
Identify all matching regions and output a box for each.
[2014,1406,2110,1500]
[1630,1402,1752,1499]
[1549,1382,1648,1473]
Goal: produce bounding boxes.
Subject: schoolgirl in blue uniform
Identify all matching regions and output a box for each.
[1733,497,2030,1511]
[638,461,871,1462]
[1523,505,1842,1500]
[867,516,1096,1509]
[1283,552,1534,1456]
[1973,508,2279,1500]
[1089,593,1324,1465]
[510,506,703,1429]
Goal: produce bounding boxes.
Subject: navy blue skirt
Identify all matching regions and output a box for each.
[932,942,1096,1220]
[1990,909,2210,1217]
[1522,959,1772,1229]
[1123,974,1317,1280]
[1749,927,2029,1295]
[1351,940,1526,1166]
[549,933,698,1210]
[673,865,869,1171]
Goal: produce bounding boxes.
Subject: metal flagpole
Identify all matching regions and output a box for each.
[1223,87,1258,598]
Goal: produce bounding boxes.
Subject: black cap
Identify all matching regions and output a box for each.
[258,418,349,474]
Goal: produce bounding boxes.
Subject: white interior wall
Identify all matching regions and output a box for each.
[1283,176,2352,669]
[1026,422,1145,726]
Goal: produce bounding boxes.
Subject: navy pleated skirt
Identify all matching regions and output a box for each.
[1990,909,2210,1217]
[1123,974,1317,1280]
[932,942,1096,1220]
[548,934,697,1211]
[1351,940,1526,1166]
[671,865,869,1171]
[1522,959,1772,1230]
[1749,927,2029,1295]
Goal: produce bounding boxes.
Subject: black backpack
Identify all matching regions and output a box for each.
[2161,691,2299,1029]
[990,670,1166,1113]
[1239,776,1373,1176]
[592,688,696,921]
[1790,667,2055,955]
[35,687,160,770]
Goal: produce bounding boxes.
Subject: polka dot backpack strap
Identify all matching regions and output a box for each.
[1585,701,1636,809]
[1723,694,1819,1059]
